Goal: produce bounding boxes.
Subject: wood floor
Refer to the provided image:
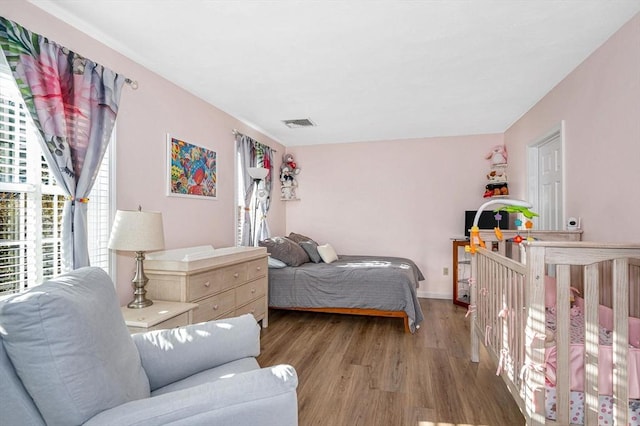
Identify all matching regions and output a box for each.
[257,298,525,426]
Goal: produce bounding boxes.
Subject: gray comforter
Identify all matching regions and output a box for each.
[268,255,425,332]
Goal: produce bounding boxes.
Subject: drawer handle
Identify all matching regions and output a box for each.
[256,266,262,271]
[233,273,239,278]
[213,304,219,311]
[251,288,257,294]
[204,281,210,288]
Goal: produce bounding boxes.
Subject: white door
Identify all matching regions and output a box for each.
[538,136,563,230]
[527,124,564,230]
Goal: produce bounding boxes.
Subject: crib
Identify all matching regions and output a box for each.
[469,229,640,426]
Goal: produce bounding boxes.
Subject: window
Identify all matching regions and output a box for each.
[0,61,113,296]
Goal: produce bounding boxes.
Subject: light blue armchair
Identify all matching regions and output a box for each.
[0,267,298,426]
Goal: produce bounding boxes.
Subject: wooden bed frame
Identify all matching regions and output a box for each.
[271,306,411,333]
[470,230,640,425]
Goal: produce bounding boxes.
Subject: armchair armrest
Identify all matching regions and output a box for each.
[84,365,298,426]
[132,314,260,390]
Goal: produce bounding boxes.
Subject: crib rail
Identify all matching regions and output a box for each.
[470,240,640,426]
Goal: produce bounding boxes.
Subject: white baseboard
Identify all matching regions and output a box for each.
[417,290,452,300]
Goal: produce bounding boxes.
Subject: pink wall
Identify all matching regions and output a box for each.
[506,13,640,242]
[4,1,286,305]
[6,2,639,301]
[286,134,503,298]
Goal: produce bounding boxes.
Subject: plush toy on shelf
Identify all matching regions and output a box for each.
[280,153,301,200]
[485,144,508,166]
[484,182,509,198]
[487,169,507,183]
[483,144,509,198]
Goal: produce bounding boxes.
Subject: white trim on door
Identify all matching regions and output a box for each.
[526,121,566,230]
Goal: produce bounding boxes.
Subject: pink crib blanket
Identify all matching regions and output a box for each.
[544,296,640,399]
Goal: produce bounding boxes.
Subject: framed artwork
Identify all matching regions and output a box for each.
[167,134,217,199]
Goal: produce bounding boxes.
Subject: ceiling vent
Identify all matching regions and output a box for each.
[282,118,316,129]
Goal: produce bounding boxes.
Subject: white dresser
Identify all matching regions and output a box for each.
[144,246,269,327]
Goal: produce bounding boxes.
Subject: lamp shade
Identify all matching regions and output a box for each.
[108,210,165,252]
[248,167,269,180]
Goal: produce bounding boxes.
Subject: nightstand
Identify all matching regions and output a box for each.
[121,300,198,334]
[452,239,471,307]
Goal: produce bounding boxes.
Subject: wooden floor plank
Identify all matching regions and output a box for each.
[257,298,524,426]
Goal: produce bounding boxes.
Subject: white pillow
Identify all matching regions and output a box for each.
[317,243,338,263]
[268,256,287,269]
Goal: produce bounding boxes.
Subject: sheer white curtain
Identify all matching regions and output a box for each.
[235,133,274,246]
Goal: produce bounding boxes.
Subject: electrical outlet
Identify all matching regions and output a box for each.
[443,267,449,276]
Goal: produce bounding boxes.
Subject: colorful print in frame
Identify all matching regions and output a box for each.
[167,135,217,199]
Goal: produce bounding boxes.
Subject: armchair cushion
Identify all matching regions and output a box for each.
[84,365,298,426]
[0,267,150,425]
[133,314,261,391]
[0,341,45,426]
[151,357,259,396]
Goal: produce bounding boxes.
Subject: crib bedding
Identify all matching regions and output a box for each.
[545,386,640,426]
[268,255,425,332]
[544,300,640,399]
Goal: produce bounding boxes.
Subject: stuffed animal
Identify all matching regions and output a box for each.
[486,145,508,166]
[281,174,297,200]
[280,154,301,199]
[484,182,509,198]
[281,153,301,178]
[487,169,507,183]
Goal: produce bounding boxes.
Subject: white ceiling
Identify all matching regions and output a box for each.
[29,1,640,147]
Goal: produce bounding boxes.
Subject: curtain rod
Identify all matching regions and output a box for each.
[232,129,277,153]
[124,78,138,90]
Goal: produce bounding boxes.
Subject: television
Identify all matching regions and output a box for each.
[464,210,510,238]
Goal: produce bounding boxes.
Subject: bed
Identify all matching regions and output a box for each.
[267,254,425,333]
[470,229,640,425]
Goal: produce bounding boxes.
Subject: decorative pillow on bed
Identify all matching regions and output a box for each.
[299,240,321,263]
[287,232,317,244]
[317,243,338,263]
[259,237,309,266]
[268,256,288,269]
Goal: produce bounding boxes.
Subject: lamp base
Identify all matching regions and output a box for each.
[127,251,154,309]
[127,298,153,309]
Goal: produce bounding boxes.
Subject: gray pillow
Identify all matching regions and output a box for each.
[0,267,150,425]
[259,237,309,266]
[299,240,321,263]
[287,232,317,245]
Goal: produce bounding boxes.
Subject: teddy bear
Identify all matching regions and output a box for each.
[280,153,301,179]
[483,182,509,198]
[487,169,507,183]
[280,154,301,199]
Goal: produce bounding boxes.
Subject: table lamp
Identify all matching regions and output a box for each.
[108,207,165,308]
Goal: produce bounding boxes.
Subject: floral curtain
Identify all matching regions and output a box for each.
[0,17,125,269]
[236,133,274,246]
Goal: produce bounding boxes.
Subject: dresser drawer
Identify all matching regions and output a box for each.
[221,263,248,287]
[188,269,224,301]
[247,258,267,280]
[236,296,266,319]
[236,277,267,305]
[191,289,235,324]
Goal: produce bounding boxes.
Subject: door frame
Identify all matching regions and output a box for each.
[526,121,566,230]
